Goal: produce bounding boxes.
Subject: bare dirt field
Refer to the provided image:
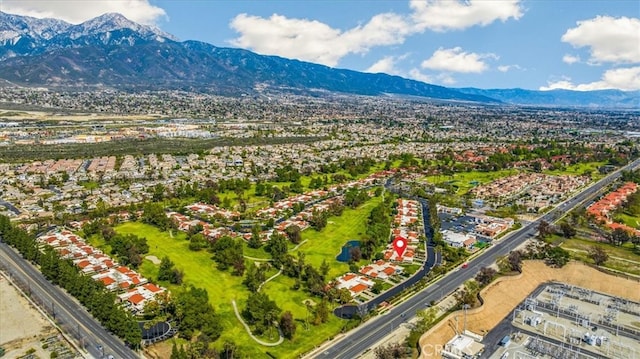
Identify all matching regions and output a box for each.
[418,260,640,359]
[144,341,172,359]
[0,275,57,358]
[0,108,164,122]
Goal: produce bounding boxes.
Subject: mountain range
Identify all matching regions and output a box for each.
[0,11,638,108]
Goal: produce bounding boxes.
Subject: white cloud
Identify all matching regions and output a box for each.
[437,73,456,85]
[365,54,410,74]
[229,1,525,67]
[561,16,640,64]
[410,0,523,32]
[229,12,412,67]
[421,47,496,73]
[562,54,581,65]
[497,64,523,72]
[1,0,167,25]
[408,68,434,83]
[540,66,640,91]
[408,69,458,85]
[367,57,398,74]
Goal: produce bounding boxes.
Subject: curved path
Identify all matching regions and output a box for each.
[289,239,308,252]
[258,267,283,292]
[231,300,284,346]
[243,255,272,262]
[243,239,309,262]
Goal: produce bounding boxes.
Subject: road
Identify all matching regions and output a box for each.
[0,242,139,359]
[314,157,640,359]
[0,199,21,214]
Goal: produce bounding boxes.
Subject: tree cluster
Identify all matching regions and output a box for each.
[157,256,184,284]
[212,236,245,276]
[360,198,393,259]
[454,280,480,308]
[265,231,288,267]
[242,292,282,336]
[281,252,329,297]
[142,203,176,232]
[475,266,497,286]
[243,263,268,292]
[0,216,142,347]
[344,188,369,208]
[523,241,571,267]
[187,233,207,251]
[172,285,223,340]
[109,233,149,269]
[375,342,409,359]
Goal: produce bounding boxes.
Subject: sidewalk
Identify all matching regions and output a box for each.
[358,295,459,359]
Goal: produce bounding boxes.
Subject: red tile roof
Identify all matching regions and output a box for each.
[350,283,368,293]
[143,283,163,293]
[342,273,356,282]
[100,277,115,286]
[128,293,145,305]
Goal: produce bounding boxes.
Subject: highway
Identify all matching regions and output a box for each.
[314,157,640,359]
[0,241,139,359]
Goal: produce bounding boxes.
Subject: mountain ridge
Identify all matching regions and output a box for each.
[0,11,637,108]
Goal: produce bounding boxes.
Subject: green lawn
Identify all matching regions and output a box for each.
[543,161,606,177]
[260,275,350,358]
[293,196,383,279]
[79,180,100,190]
[115,194,383,357]
[86,234,110,253]
[560,237,640,276]
[211,161,401,212]
[114,222,261,356]
[424,169,519,195]
[614,212,640,229]
[561,237,639,261]
[242,241,272,259]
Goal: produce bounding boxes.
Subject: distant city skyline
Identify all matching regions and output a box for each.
[1,0,638,91]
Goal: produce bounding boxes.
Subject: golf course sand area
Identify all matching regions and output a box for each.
[0,274,57,357]
[419,260,640,359]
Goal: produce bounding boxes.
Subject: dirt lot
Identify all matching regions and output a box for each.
[0,108,162,122]
[418,260,640,359]
[0,274,58,358]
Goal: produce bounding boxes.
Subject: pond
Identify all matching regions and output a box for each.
[336,240,361,262]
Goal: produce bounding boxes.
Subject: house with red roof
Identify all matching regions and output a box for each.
[359,259,403,280]
[334,273,374,297]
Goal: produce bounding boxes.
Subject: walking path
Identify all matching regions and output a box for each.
[243,239,308,262]
[231,300,284,346]
[258,268,283,292]
[561,247,640,264]
[243,255,272,262]
[289,239,309,252]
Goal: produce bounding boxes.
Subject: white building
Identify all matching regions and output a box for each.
[441,230,477,249]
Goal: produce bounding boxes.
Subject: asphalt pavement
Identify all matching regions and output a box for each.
[0,242,139,359]
[314,157,640,359]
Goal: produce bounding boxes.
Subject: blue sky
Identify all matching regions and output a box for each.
[3,0,639,91]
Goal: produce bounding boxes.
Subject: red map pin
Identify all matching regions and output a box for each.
[393,236,407,258]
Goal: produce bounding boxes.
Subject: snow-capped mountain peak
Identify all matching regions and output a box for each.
[0,12,71,43]
[0,11,178,58]
[67,12,177,41]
